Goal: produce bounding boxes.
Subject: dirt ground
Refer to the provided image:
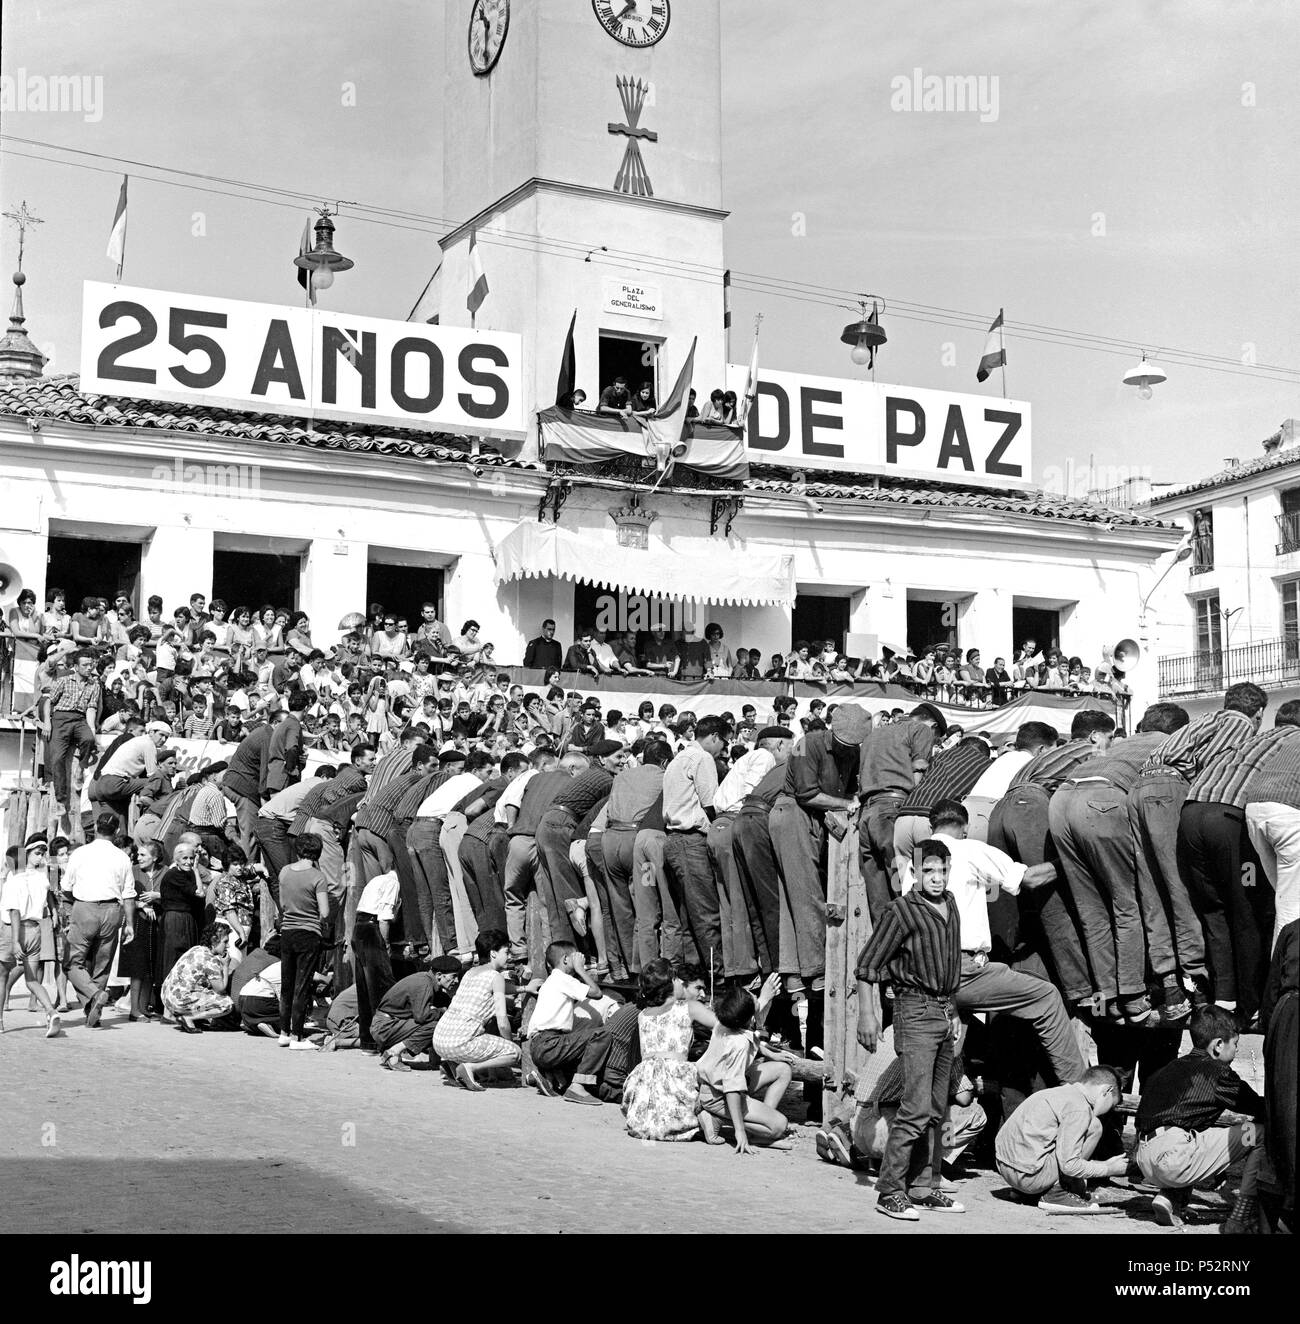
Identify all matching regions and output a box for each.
[0,1002,1248,1237]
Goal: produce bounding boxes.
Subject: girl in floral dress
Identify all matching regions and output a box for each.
[432,929,519,1090]
[622,959,718,1142]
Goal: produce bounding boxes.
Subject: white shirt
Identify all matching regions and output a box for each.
[714,748,776,814]
[241,961,282,1001]
[357,872,401,922]
[416,772,480,819]
[64,837,134,903]
[495,768,537,824]
[528,969,591,1036]
[1,869,50,924]
[99,733,159,780]
[901,834,1025,953]
[966,749,1036,801]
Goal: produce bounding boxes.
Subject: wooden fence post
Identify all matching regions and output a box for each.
[823,821,873,1124]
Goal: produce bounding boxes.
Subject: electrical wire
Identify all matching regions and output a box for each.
[4,132,1298,383]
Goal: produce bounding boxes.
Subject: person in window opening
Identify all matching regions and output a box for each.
[720,390,740,425]
[570,388,587,408]
[630,381,657,420]
[703,623,733,678]
[70,597,107,649]
[563,629,600,677]
[785,642,813,680]
[731,648,759,681]
[685,388,699,421]
[523,619,563,673]
[454,620,490,661]
[44,588,72,639]
[987,656,1013,706]
[597,375,632,416]
[764,653,787,681]
[6,588,45,639]
[700,388,727,423]
[615,629,650,676]
[1192,508,1213,570]
[643,626,681,679]
[188,593,209,626]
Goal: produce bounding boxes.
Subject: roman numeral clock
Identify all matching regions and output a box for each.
[468,0,510,76]
[592,0,671,48]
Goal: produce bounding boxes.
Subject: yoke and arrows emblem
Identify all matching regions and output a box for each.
[608,75,657,197]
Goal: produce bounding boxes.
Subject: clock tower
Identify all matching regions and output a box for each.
[439,0,727,457]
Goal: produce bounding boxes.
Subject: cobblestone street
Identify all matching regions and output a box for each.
[0,1006,1226,1237]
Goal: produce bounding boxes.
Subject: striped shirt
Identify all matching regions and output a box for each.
[364,745,416,803]
[1141,708,1257,782]
[355,768,435,837]
[1067,732,1169,795]
[898,739,992,817]
[1187,725,1300,808]
[291,764,368,833]
[183,713,215,740]
[1009,739,1099,793]
[854,886,961,997]
[392,769,458,823]
[49,673,102,714]
[1135,1049,1264,1135]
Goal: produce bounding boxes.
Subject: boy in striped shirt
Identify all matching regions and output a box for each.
[855,837,964,1221]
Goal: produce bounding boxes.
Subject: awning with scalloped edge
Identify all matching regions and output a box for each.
[491,519,794,607]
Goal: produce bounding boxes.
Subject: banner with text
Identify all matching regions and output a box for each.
[726,363,1032,487]
[80,282,526,439]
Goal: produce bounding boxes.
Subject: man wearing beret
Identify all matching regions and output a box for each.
[371,954,464,1071]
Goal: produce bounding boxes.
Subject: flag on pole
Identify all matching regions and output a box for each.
[740,314,762,417]
[645,336,697,485]
[976,308,1006,383]
[467,231,489,316]
[106,176,128,278]
[296,216,316,307]
[722,269,731,331]
[407,260,442,323]
[554,309,577,406]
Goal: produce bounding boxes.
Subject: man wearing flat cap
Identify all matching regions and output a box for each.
[711,726,794,983]
[87,717,171,830]
[858,703,947,924]
[370,953,463,1071]
[770,705,869,1005]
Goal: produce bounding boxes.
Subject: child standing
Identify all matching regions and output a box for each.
[1134,1005,1267,1231]
[855,838,965,1221]
[695,978,793,1153]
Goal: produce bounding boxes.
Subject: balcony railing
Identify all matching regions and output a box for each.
[1159,634,1300,697]
[1276,511,1300,555]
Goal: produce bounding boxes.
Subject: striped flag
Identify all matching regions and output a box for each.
[105,176,128,277]
[296,216,316,307]
[976,308,1006,383]
[723,269,731,331]
[407,260,442,323]
[466,231,489,317]
[740,315,762,417]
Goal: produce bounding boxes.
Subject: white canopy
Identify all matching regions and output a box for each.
[491,520,795,607]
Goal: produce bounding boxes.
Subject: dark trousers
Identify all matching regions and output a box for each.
[876,992,952,1198]
[662,829,723,980]
[1048,783,1146,1003]
[529,1022,613,1088]
[1178,800,1267,1016]
[586,831,631,979]
[988,785,1091,1000]
[253,817,294,905]
[461,828,508,931]
[351,917,395,1047]
[535,808,583,947]
[370,1008,438,1058]
[386,825,428,949]
[279,927,321,1038]
[48,710,96,807]
[88,773,150,828]
[860,792,907,925]
[240,994,281,1034]
[731,810,780,974]
[1129,775,1206,982]
[407,819,455,953]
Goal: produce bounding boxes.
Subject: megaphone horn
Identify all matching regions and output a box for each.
[1111,638,1141,672]
[670,441,688,459]
[0,561,24,605]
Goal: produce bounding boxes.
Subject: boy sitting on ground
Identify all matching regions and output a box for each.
[1134,1005,1266,1232]
[524,941,613,1105]
[994,1065,1128,1214]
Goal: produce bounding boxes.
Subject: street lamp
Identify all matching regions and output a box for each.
[294,206,354,294]
[1222,606,1244,690]
[841,297,886,369]
[1123,351,1167,400]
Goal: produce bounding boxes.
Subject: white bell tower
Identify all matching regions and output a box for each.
[439,0,728,457]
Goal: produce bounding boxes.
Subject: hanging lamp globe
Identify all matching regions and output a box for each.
[1123,352,1167,400]
[294,210,354,285]
[841,299,886,367]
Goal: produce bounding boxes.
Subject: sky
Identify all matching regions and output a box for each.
[1,0,1296,491]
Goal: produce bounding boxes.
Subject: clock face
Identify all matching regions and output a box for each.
[592,0,671,48]
[468,0,510,76]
